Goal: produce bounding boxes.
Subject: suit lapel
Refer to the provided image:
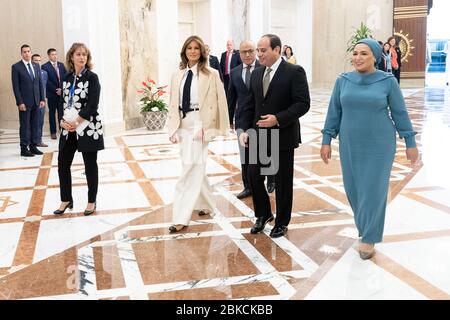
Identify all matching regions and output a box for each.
[198,71,210,108]
[264,60,286,99]
[236,64,245,88]
[172,70,184,107]
[21,62,36,83]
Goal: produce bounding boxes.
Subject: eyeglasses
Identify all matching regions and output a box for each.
[241,49,255,55]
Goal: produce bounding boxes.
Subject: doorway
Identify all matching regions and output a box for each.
[426,0,450,87]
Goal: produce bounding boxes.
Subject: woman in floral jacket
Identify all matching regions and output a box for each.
[54,43,104,216]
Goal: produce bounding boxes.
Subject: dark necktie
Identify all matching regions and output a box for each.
[245,65,252,89]
[181,70,193,119]
[27,63,35,81]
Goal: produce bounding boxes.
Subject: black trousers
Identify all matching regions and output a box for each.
[58,132,99,203]
[48,96,63,135]
[223,74,230,97]
[19,104,40,148]
[248,148,294,227]
[393,68,401,84]
[237,132,274,189]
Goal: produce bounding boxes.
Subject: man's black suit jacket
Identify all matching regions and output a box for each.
[241,59,310,151]
[209,55,223,82]
[42,61,67,99]
[220,50,242,76]
[227,60,261,128]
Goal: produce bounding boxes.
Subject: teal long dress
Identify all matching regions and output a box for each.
[322,71,417,243]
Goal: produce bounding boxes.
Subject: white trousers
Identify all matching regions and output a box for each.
[172,111,215,226]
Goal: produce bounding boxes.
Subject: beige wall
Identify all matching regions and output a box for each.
[312,0,393,88]
[0,0,64,129]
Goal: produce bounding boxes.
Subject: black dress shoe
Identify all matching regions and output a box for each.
[198,209,212,216]
[84,203,96,216]
[266,182,275,194]
[250,215,274,234]
[29,146,43,155]
[237,188,252,199]
[169,224,187,233]
[270,225,288,238]
[20,149,35,157]
[54,201,73,215]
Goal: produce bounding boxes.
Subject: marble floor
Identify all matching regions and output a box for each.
[0,87,449,300]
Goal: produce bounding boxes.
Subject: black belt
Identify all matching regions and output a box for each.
[179,107,200,119]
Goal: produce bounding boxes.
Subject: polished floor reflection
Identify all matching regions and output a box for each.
[0,87,449,300]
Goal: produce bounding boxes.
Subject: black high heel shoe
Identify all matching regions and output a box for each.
[54,201,73,215]
[84,203,96,216]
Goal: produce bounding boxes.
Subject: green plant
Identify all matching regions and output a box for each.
[347,22,374,53]
[137,78,168,113]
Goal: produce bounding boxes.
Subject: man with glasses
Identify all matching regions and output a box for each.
[228,41,275,200]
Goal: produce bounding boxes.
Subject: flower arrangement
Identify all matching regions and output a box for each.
[137,78,168,113]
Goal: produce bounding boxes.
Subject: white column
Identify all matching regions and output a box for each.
[156,0,179,87]
[61,0,125,135]
[249,0,264,43]
[297,0,313,82]
[210,0,231,57]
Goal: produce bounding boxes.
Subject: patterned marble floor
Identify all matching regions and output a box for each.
[0,87,449,300]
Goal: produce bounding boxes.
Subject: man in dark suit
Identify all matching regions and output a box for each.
[239,34,310,238]
[205,44,223,82]
[220,40,242,95]
[42,48,67,139]
[228,41,275,200]
[11,45,46,157]
[32,54,49,148]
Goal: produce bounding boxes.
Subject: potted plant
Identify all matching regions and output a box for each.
[347,22,374,53]
[138,78,169,131]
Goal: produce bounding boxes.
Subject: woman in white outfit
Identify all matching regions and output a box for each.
[167,35,229,233]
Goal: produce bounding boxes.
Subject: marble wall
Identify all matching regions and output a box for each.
[312,0,393,88]
[0,0,64,130]
[231,0,250,47]
[119,0,160,130]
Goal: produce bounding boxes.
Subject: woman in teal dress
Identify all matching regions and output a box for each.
[320,39,419,260]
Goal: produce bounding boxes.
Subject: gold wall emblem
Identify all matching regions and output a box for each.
[394,31,415,63]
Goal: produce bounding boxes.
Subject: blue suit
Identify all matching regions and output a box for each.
[11,61,45,148]
[42,61,67,134]
[38,69,48,143]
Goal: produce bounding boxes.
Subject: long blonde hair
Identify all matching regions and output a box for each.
[65,43,93,73]
[179,36,210,75]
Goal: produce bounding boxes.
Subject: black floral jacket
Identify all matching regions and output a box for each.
[59,69,105,152]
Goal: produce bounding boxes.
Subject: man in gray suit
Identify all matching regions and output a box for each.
[11,45,46,157]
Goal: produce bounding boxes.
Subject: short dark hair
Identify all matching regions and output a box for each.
[21,44,31,52]
[31,54,41,60]
[47,48,57,56]
[262,34,282,52]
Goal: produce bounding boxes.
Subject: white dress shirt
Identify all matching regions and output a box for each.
[22,59,35,78]
[264,56,283,83]
[179,63,199,108]
[241,60,257,83]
